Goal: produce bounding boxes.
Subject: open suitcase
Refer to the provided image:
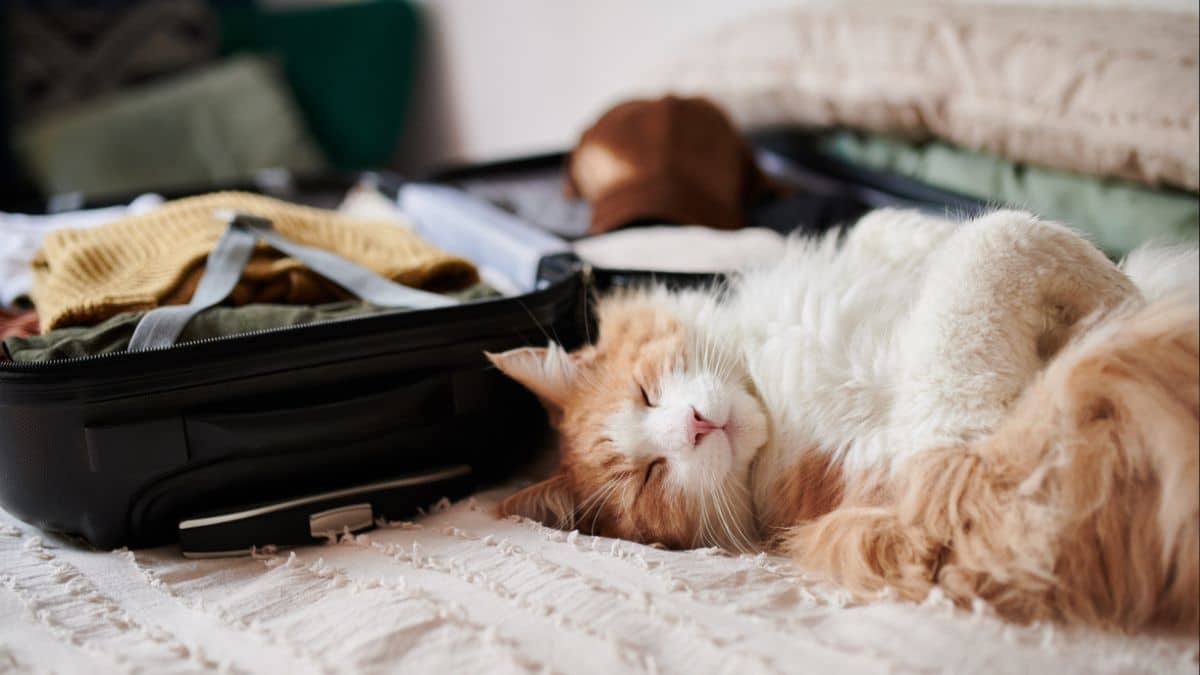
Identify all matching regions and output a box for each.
[0,133,985,556]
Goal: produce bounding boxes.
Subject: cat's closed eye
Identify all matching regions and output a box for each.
[638,382,656,407]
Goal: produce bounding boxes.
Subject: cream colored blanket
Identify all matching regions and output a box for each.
[650,2,1200,191]
[1,491,1195,674]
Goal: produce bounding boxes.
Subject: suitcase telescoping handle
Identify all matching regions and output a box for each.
[127,210,459,352]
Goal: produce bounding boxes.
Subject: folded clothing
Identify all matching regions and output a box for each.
[821,131,1199,256]
[7,284,498,363]
[399,183,571,296]
[573,226,785,273]
[0,194,164,306]
[32,191,480,332]
[652,3,1199,191]
[457,167,593,240]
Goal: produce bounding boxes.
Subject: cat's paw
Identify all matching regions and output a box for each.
[784,507,943,601]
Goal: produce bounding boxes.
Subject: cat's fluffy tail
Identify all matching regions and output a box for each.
[788,293,1199,630]
[1120,243,1199,303]
[981,291,1200,630]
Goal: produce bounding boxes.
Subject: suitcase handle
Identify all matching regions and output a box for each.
[128,211,458,352]
[177,464,473,558]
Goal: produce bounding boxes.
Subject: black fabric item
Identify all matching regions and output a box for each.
[749,191,872,237]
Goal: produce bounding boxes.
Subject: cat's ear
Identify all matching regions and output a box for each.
[497,474,575,529]
[486,343,579,410]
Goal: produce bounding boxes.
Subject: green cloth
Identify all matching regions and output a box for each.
[819,131,1200,257]
[5,284,498,363]
[15,55,327,199]
[218,1,421,170]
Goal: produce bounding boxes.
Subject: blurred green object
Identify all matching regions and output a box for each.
[15,54,327,199]
[218,0,422,170]
[820,131,1200,257]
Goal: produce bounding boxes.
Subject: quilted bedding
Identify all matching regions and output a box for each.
[1,486,1195,674]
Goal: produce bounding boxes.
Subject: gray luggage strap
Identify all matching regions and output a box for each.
[128,211,458,352]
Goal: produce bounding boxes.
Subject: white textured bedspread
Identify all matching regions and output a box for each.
[1,488,1195,674]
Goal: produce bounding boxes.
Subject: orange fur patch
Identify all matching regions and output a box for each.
[787,297,1200,632]
[759,450,847,541]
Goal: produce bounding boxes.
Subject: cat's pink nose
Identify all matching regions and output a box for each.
[687,408,723,447]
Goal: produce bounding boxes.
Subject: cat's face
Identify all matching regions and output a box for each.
[488,291,769,550]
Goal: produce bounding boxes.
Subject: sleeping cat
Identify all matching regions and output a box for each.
[488,209,1200,632]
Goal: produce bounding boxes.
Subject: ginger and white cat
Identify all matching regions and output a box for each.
[488,209,1200,632]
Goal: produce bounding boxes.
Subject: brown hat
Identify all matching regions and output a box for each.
[566,95,770,235]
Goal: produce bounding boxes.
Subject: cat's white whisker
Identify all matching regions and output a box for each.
[575,478,620,532]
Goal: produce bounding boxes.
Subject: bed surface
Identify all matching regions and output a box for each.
[1,486,1194,674]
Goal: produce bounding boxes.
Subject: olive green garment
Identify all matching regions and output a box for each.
[4,284,498,364]
[819,131,1199,257]
[15,55,327,199]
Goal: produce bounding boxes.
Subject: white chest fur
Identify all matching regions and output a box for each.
[704,210,1140,522]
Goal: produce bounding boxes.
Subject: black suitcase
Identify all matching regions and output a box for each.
[0,134,985,556]
[0,180,590,556]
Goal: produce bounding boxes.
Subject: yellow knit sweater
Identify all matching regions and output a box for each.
[32,192,479,332]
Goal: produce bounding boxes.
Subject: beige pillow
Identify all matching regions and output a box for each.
[648,2,1199,191]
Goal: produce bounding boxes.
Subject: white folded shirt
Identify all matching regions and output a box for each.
[573,226,785,273]
[399,183,571,295]
[0,194,164,306]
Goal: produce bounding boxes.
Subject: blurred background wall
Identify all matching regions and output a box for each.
[393,0,799,172]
